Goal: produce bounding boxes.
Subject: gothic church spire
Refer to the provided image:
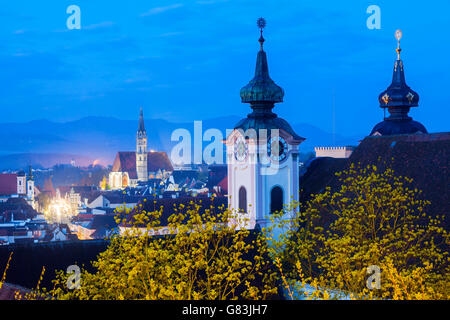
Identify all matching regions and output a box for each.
[138,106,146,134]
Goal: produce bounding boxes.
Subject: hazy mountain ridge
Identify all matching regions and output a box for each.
[0,153,95,171]
[0,116,363,170]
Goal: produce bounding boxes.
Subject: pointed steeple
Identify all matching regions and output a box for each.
[370,30,427,136]
[234,19,303,141]
[136,106,148,181]
[138,107,146,133]
[378,30,419,120]
[27,165,33,181]
[240,18,284,105]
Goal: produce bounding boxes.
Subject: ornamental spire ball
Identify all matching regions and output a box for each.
[257,17,266,29]
[257,17,266,50]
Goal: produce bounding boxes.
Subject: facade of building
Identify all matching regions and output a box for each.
[54,185,99,215]
[0,197,73,245]
[226,20,305,231]
[0,167,36,209]
[109,108,174,189]
[87,193,140,210]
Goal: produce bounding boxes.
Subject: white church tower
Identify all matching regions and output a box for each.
[26,166,35,208]
[136,107,148,182]
[226,18,305,232]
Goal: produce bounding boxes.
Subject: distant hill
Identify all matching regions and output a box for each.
[0,153,95,171]
[0,116,363,170]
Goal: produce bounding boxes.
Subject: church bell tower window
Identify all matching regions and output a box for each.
[270,186,283,214]
[238,186,247,213]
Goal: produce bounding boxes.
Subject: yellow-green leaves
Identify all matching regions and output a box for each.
[46,199,278,300]
[270,164,449,300]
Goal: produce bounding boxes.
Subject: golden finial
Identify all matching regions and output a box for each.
[395,29,402,60]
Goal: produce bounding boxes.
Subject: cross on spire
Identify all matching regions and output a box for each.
[257,17,266,51]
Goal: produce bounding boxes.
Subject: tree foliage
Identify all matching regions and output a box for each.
[47,198,279,300]
[269,164,449,299]
[9,164,448,300]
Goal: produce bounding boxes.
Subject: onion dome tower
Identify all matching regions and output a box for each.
[370,30,427,136]
[235,18,303,141]
[226,18,304,232]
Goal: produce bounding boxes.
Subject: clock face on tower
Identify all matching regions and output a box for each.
[234,137,248,161]
[268,136,288,162]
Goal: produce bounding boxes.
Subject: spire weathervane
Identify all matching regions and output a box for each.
[257,17,266,51]
[395,29,402,60]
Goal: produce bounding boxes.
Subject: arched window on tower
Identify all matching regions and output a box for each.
[270,186,283,214]
[238,186,247,213]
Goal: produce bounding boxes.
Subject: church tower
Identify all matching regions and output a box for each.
[226,18,305,232]
[26,165,35,208]
[370,30,427,136]
[17,171,26,195]
[136,107,148,182]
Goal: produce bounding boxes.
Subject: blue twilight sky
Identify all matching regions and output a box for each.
[0,0,449,136]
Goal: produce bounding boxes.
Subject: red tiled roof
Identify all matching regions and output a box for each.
[111,151,173,179]
[217,176,228,193]
[0,197,38,221]
[148,152,173,172]
[0,174,17,195]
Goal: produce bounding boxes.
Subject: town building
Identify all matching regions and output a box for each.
[0,197,77,245]
[87,193,141,210]
[55,185,100,215]
[109,108,173,189]
[0,167,36,209]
